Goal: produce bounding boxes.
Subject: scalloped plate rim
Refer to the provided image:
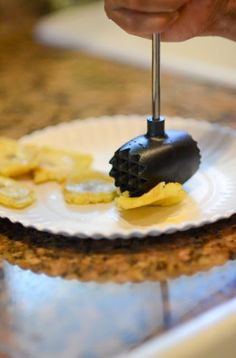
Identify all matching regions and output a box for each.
[0,209,234,239]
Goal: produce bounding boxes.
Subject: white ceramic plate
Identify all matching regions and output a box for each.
[0,115,235,239]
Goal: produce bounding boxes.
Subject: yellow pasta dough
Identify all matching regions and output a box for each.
[33,146,93,184]
[0,137,38,177]
[115,182,186,210]
[63,170,116,205]
[0,175,35,209]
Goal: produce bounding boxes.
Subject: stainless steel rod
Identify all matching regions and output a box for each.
[152,33,161,120]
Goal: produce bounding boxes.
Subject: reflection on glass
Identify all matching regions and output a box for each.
[1,261,236,358]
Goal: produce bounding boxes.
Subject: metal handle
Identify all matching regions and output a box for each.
[152,33,161,120]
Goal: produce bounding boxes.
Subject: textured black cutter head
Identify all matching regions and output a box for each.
[109,117,201,197]
[110,148,148,197]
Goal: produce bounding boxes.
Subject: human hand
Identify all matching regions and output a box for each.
[104,0,236,41]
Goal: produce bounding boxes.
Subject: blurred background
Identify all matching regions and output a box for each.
[0,0,235,139]
[34,0,236,88]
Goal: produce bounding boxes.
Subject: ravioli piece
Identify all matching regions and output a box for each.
[63,170,116,205]
[115,182,186,210]
[0,175,35,209]
[33,147,93,184]
[0,137,38,177]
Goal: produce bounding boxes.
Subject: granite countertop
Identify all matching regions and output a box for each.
[0,16,236,358]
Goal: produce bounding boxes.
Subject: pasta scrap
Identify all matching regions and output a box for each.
[63,170,116,205]
[0,175,35,209]
[115,182,186,210]
[0,137,38,177]
[33,146,93,184]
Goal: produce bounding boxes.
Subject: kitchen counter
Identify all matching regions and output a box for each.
[0,17,236,358]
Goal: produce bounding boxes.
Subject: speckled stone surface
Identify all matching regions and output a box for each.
[0,15,236,358]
